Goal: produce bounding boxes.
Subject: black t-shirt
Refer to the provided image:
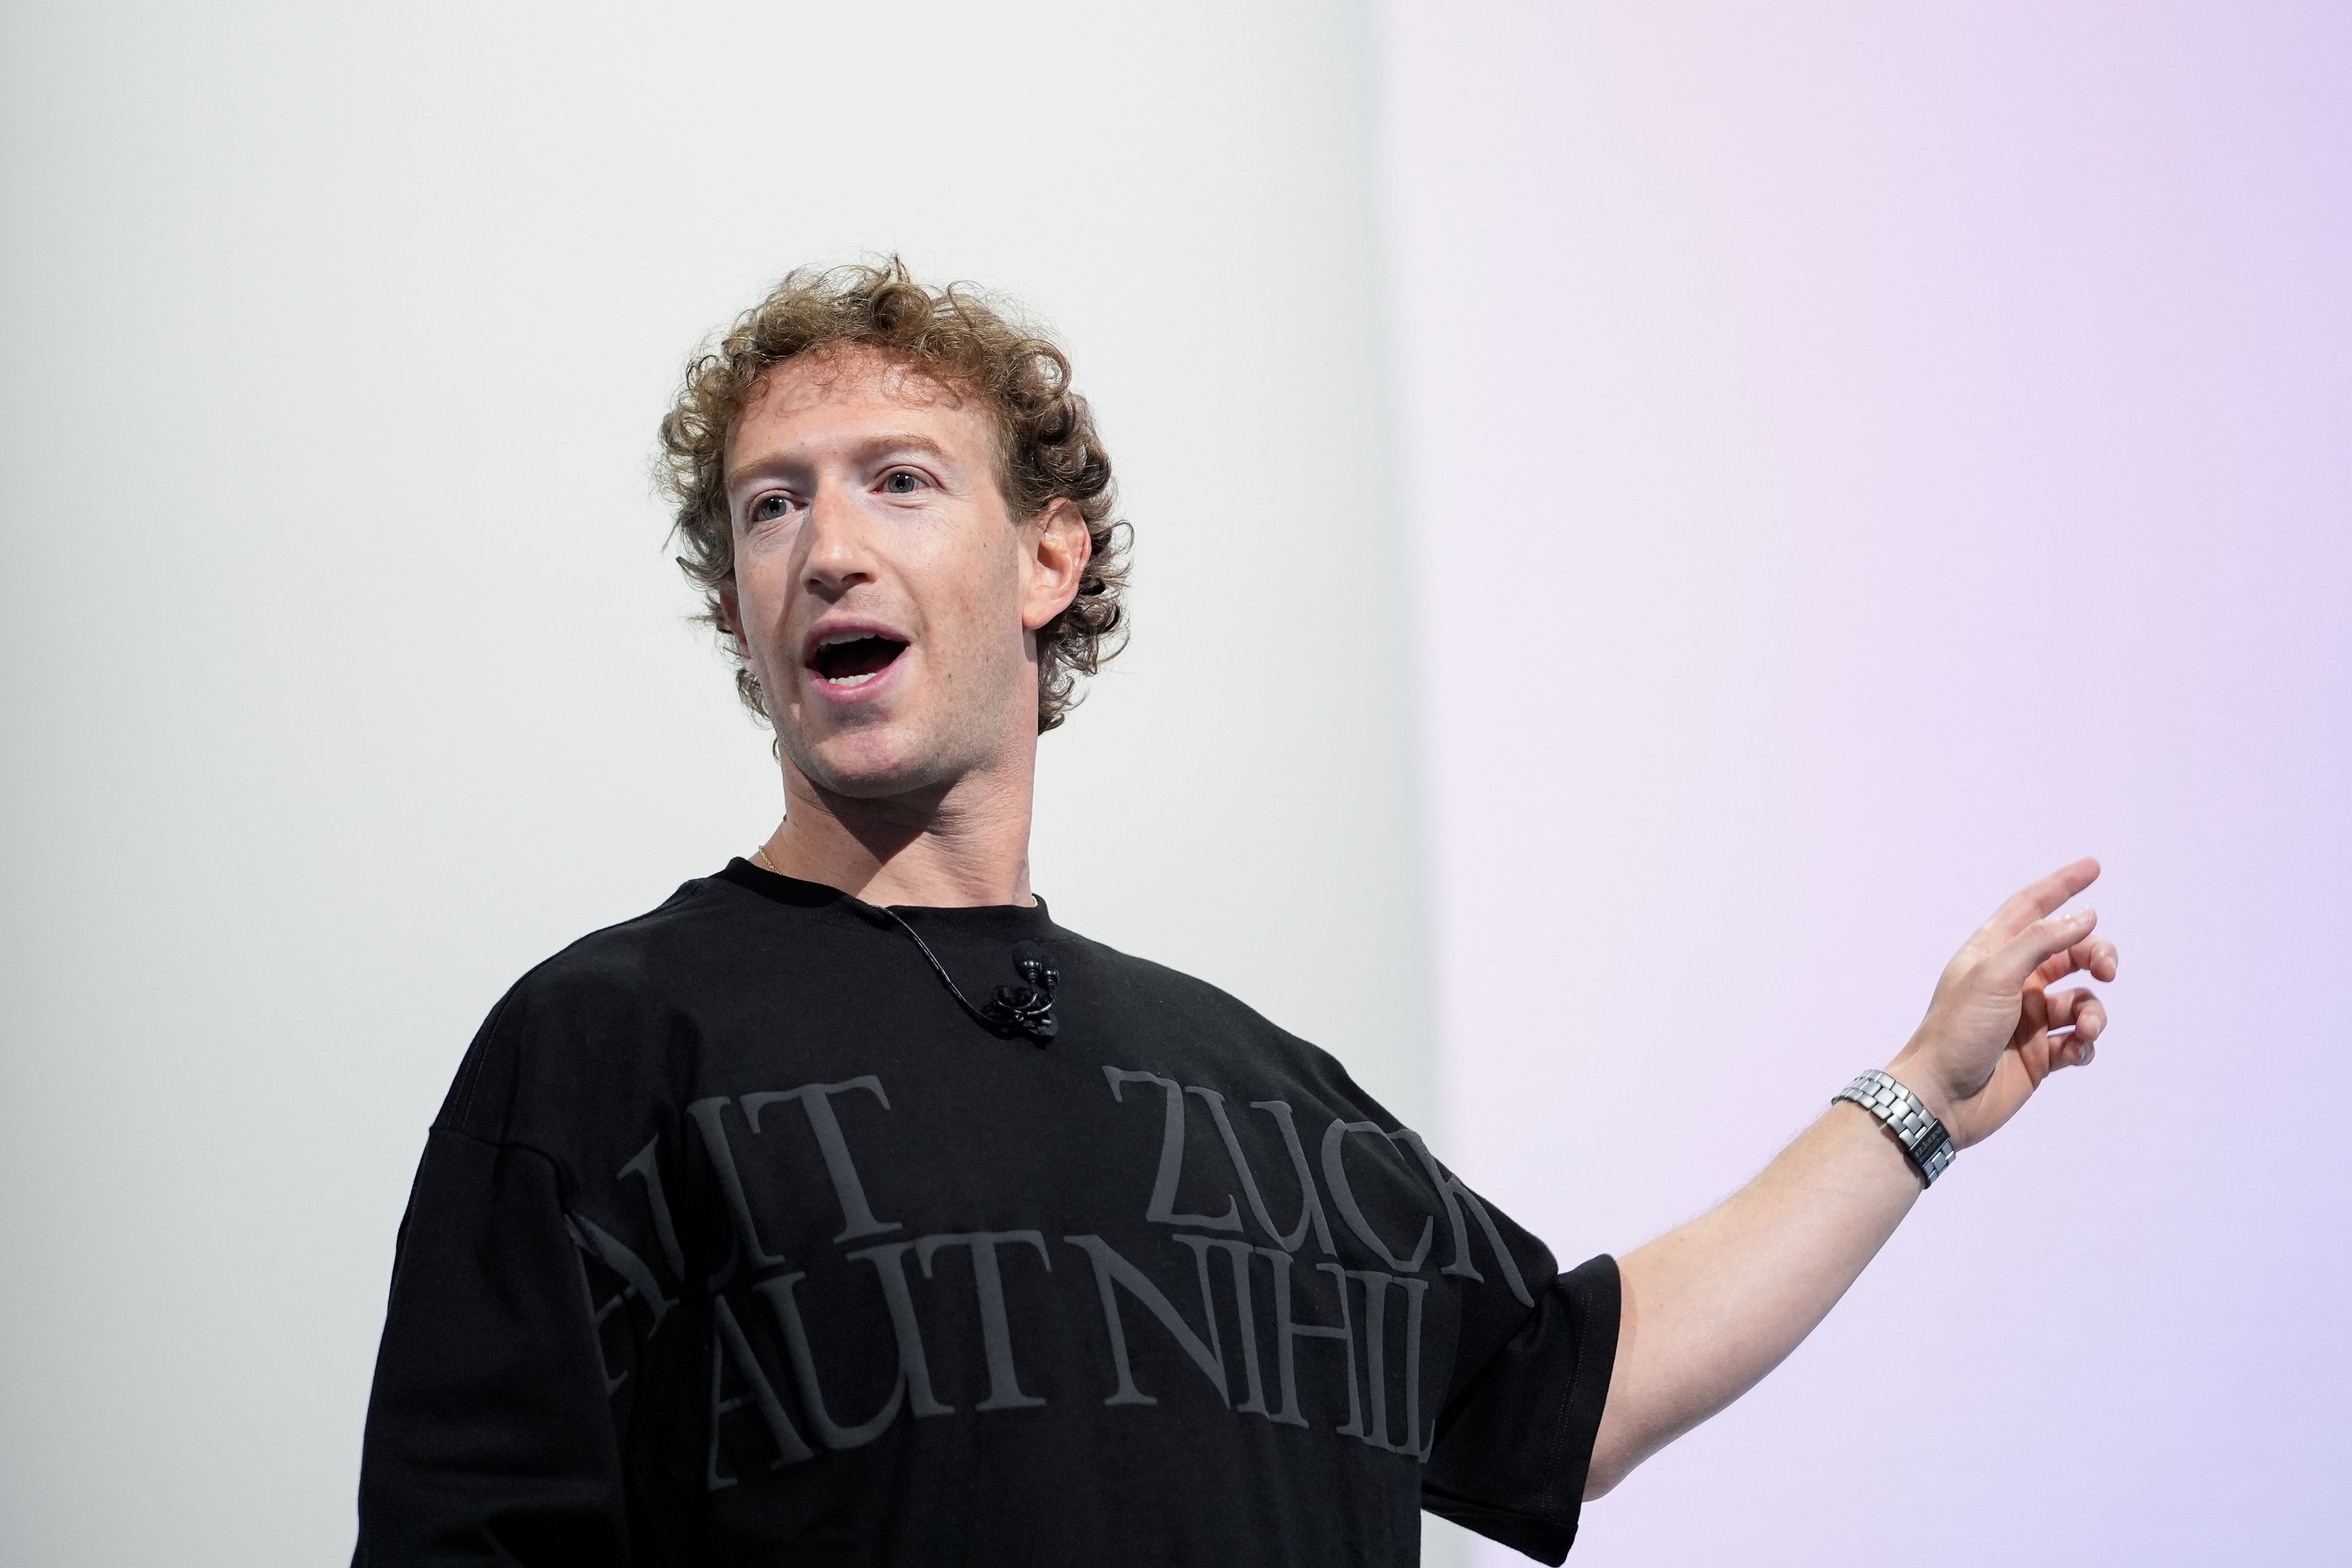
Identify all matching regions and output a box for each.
[354,861,1618,1566]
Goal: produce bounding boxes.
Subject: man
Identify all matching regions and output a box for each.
[353,260,2120,1565]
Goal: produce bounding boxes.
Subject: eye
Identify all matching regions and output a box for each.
[748,493,794,524]
[880,469,928,496]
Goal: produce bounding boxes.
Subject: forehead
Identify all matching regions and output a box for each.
[726,345,998,470]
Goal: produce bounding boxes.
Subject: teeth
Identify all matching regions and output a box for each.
[824,671,879,687]
[822,631,880,646]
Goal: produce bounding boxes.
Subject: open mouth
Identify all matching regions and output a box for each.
[807,633,908,689]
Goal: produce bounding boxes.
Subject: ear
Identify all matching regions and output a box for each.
[1019,497,1092,633]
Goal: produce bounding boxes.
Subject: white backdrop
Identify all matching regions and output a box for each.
[0,4,1453,1561]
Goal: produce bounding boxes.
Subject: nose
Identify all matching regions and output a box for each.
[799,484,876,601]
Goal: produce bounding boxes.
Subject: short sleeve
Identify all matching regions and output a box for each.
[352,1128,633,1566]
[1421,1253,1621,1564]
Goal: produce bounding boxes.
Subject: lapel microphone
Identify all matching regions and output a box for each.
[879,916,1059,1046]
[980,941,1059,1043]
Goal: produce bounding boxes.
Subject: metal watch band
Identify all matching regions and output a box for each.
[1834,1068,1956,1187]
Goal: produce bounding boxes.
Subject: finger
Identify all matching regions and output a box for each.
[2034,937,2120,987]
[1990,905,2100,993]
[2041,1034,2098,1072]
[2049,1028,2099,1069]
[1983,857,2102,942]
[2043,987,2103,1035]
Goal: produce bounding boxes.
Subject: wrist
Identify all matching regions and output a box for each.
[1882,1050,1959,1133]
[1834,1066,1958,1188]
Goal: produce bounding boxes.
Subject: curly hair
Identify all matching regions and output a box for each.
[656,258,1129,733]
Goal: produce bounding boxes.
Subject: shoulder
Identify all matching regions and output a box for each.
[1050,927,1372,1103]
[486,873,750,1029]
[1050,925,1259,1028]
[434,871,819,1145]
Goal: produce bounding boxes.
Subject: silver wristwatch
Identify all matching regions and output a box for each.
[1834,1068,1956,1187]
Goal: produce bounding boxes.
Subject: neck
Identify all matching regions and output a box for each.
[760,748,1038,909]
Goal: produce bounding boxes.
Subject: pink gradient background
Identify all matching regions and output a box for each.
[1377,4,2350,1562]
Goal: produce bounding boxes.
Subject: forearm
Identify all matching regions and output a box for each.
[1573,862,2117,1501]
[1585,1098,1920,1498]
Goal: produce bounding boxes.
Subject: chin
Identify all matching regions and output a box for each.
[783,721,961,800]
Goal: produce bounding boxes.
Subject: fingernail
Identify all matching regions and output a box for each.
[2075,907,2097,925]
[2079,1043,2096,1065]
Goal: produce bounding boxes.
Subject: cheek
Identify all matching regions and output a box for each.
[730,542,797,624]
[917,536,1028,649]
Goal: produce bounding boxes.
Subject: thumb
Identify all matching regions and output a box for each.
[1989,907,2099,995]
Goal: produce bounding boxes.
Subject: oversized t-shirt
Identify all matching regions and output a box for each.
[353,861,1618,1566]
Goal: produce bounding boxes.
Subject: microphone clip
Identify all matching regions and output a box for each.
[981,941,1058,1044]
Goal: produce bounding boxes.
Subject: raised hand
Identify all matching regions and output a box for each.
[1885,858,2120,1150]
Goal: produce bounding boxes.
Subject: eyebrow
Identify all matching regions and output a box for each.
[726,432,958,491]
